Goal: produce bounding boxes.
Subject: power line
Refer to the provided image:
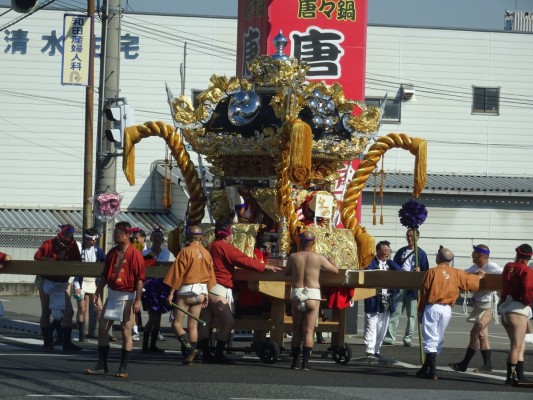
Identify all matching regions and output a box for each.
[120,20,237,61]
[366,74,533,107]
[0,0,58,31]
[123,13,237,55]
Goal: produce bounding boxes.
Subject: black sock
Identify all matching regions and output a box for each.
[302,347,312,370]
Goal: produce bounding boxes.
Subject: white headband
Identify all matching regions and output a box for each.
[84,233,99,240]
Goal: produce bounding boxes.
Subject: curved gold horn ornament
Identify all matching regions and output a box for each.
[340,133,427,266]
[123,121,207,224]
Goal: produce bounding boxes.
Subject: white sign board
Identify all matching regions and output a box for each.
[61,14,93,86]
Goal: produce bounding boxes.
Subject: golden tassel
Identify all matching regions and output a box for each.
[413,139,428,198]
[287,118,312,186]
[372,168,377,225]
[380,155,385,225]
[167,227,181,257]
[163,159,169,208]
[167,161,173,208]
[123,126,142,186]
[355,226,376,269]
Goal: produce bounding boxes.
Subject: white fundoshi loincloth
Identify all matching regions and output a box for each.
[291,287,321,313]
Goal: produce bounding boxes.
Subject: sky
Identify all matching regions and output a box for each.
[1,0,533,30]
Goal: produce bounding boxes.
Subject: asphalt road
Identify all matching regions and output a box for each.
[1,295,532,399]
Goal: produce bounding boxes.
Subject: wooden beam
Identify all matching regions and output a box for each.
[1,261,502,290]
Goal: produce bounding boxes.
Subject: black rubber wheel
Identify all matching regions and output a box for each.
[331,344,352,364]
[258,340,280,364]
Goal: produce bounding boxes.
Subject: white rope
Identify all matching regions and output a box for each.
[491,291,500,325]
[461,290,471,315]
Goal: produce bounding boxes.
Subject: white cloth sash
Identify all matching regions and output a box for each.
[177,283,208,296]
[291,287,321,312]
[104,288,135,322]
[81,277,97,294]
[42,279,68,311]
[209,284,234,314]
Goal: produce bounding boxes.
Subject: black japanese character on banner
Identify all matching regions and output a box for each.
[291,27,344,79]
[4,29,29,54]
[298,0,318,19]
[318,0,336,19]
[246,0,265,18]
[337,0,356,21]
[242,26,260,77]
[41,30,64,56]
[121,33,139,59]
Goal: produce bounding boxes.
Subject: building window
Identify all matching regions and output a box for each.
[472,87,500,115]
[365,96,401,123]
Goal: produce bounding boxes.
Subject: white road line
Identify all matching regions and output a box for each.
[27,396,132,398]
[0,335,42,345]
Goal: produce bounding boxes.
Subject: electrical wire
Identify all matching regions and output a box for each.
[123,13,237,55]
[366,74,533,108]
[120,20,236,61]
[0,0,58,31]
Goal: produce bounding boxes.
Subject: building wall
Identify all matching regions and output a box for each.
[0,9,237,211]
[360,192,533,267]
[366,27,533,176]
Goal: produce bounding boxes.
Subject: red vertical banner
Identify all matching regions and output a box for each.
[237,0,367,101]
[236,0,270,79]
[237,0,368,223]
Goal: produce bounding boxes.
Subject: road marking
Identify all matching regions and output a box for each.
[27,396,132,398]
[0,335,42,345]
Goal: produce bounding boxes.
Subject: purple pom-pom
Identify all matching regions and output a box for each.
[398,199,428,229]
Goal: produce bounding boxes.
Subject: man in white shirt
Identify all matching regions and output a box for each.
[448,244,502,373]
[363,241,402,357]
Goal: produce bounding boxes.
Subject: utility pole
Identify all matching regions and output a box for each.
[82,0,95,231]
[94,0,122,250]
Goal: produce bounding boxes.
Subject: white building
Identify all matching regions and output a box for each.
[1,6,532,270]
[504,10,533,32]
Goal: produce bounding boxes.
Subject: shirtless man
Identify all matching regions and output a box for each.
[285,231,339,370]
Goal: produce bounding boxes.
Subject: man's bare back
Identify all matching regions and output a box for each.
[286,251,338,289]
[286,231,339,370]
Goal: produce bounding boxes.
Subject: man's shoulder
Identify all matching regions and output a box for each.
[416,247,428,255]
[464,264,478,273]
[485,261,502,272]
[395,245,409,254]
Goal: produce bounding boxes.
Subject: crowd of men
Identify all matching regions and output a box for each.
[0,225,532,387]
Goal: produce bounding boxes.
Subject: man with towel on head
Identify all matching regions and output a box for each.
[198,220,281,364]
[448,244,502,373]
[285,230,339,370]
[34,224,82,353]
[84,221,146,379]
[163,225,217,365]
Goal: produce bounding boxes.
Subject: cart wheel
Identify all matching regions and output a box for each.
[258,340,280,364]
[331,344,352,365]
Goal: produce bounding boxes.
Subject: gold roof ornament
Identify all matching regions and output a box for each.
[170,32,384,173]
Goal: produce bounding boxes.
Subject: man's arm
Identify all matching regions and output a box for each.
[0,251,10,269]
[321,254,339,274]
[34,241,55,261]
[418,249,430,271]
[132,279,143,314]
[285,256,293,277]
[93,274,108,308]
[387,259,403,271]
[228,245,281,272]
